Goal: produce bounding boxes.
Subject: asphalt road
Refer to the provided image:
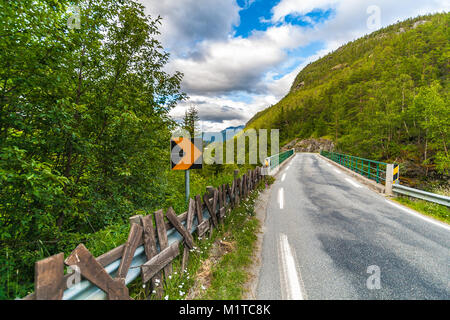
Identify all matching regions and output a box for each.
[256,153,450,300]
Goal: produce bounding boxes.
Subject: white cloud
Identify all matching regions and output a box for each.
[141,0,240,55]
[139,0,450,131]
[271,0,339,22]
[170,94,278,131]
[168,24,309,96]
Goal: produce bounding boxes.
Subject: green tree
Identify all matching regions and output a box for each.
[0,0,185,298]
[181,105,200,138]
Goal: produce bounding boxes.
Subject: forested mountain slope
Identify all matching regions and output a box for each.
[247,13,449,180]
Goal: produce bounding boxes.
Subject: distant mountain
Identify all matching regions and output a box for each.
[201,125,244,144]
[246,13,449,178]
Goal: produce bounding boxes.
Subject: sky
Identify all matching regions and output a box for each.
[140,0,449,132]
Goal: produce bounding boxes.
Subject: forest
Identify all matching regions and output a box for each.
[247,13,449,184]
[0,0,249,299]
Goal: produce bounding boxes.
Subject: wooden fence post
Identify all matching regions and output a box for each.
[140,214,163,298]
[35,253,65,300]
[154,209,172,278]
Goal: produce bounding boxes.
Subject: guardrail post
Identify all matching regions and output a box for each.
[385,164,394,196]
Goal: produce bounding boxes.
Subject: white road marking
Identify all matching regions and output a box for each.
[345,178,362,188]
[333,168,341,174]
[278,234,304,300]
[278,188,284,209]
[281,173,286,182]
[385,199,450,231]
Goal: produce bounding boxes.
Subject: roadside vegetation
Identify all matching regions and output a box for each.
[393,197,450,225]
[0,1,256,299]
[128,177,274,300]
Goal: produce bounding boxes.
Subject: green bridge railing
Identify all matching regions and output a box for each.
[267,149,294,170]
[321,151,388,184]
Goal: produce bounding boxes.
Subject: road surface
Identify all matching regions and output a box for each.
[256,153,450,299]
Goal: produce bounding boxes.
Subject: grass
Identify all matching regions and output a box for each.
[129,176,274,300]
[393,196,450,225]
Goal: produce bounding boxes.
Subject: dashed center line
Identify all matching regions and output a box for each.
[278,188,284,209]
[281,173,286,182]
[333,168,341,174]
[278,234,304,300]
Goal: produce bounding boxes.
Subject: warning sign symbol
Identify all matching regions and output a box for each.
[171,137,203,170]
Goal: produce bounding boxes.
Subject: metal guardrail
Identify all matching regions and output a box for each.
[58,171,253,299]
[393,184,450,207]
[321,150,388,184]
[62,208,212,300]
[265,149,294,170]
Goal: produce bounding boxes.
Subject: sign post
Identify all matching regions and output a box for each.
[171,137,203,203]
[185,169,190,203]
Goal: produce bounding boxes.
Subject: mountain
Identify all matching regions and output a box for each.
[246,13,449,180]
[201,125,245,144]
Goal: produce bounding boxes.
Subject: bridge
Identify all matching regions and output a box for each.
[22,150,450,300]
[256,153,450,299]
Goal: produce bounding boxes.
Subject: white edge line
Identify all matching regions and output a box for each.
[345,177,362,188]
[333,168,341,174]
[385,199,450,231]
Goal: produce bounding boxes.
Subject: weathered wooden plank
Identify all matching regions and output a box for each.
[203,191,218,227]
[64,244,130,300]
[195,194,203,224]
[96,243,127,267]
[219,207,226,220]
[116,223,143,279]
[222,184,227,206]
[165,211,187,231]
[141,215,163,297]
[182,198,196,271]
[226,183,233,208]
[231,180,235,197]
[129,215,142,226]
[141,242,180,283]
[218,185,224,209]
[239,177,243,197]
[166,207,194,249]
[154,209,172,277]
[141,215,157,259]
[35,253,64,300]
[197,219,210,236]
[222,184,228,207]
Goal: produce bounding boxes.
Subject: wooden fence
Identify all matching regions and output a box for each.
[23,167,264,300]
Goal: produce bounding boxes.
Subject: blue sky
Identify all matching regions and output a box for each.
[142,0,448,131]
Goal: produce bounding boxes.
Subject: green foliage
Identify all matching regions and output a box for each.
[181,105,200,138]
[247,13,449,179]
[0,0,187,299]
[393,197,450,224]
